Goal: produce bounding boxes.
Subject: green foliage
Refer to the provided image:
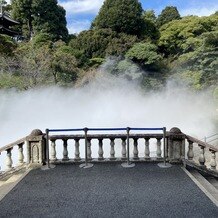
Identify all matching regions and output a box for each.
[92,0,144,36]
[171,29,218,90]
[89,58,105,68]
[0,34,17,56]
[11,0,68,41]
[0,72,27,90]
[11,0,34,39]
[32,0,68,41]
[141,76,163,90]
[0,4,217,92]
[70,29,115,58]
[157,6,181,27]
[158,15,218,56]
[142,10,156,22]
[31,33,53,48]
[69,28,138,60]
[125,42,162,70]
[142,10,159,41]
[115,59,142,80]
[51,42,78,84]
[105,33,138,56]
[15,41,53,86]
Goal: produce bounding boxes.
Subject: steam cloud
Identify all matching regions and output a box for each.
[0,65,216,147]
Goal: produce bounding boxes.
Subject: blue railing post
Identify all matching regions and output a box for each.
[163,127,166,165]
[84,127,88,166]
[41,129,55,170]
[121,127,135,168]
[157,127,172,168]
[46,128,50,169]
[127,127,130,165]
[79,128,94,169]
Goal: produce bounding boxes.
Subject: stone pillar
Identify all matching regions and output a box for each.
[26,129,46,165]
[167,127,185,163]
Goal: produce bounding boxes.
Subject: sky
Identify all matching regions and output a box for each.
[6,0,218,34]
[58,0,218,34]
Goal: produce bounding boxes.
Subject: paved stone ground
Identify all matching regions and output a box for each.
[0,163,218,218]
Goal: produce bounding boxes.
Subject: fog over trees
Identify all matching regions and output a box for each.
[0,0,217,103]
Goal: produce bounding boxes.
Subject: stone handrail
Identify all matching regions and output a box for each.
[0,137,26,153]
[48,133,166,164]
[185,134,218,174]
[49,133,164,140]
[0,137,26,173]
[0,129,45,174]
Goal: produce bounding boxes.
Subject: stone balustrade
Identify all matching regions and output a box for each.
[0,127,217,177]
[185,134,218,174]
[0,138,26,172]
[47,133,165,163]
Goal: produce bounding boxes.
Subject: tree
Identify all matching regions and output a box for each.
[11,0,68,41]
[142,10,156,22]
[32,0,68,41]
[0,34,17,56]
[158,15,218,56]
[11,0,33,39]
[142,10,159,41]
[92,0,144,36]
[69,28,138,62]
[105,33,138,56]
[125,42,162,71]
[51,42,79,84]
[157,6,181,27]
[171,30,218,90]
[70,29,117,59]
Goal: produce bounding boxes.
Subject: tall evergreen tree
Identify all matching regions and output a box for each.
[32,0,68,41]
[92,0,144,36]
[157,6,181,27]
[11,0,33,39]
[142,10,159,41]
[11,0,68,41]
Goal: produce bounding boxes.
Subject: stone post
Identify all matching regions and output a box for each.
[26,129,46,165]
[167,127,185,163]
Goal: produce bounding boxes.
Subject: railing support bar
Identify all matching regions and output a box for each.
[41,129,55,170]
[79,128,93,169]
[121,127,135,168]
[157,127,171,168]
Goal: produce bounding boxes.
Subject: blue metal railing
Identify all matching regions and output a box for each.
[47,127,164,133]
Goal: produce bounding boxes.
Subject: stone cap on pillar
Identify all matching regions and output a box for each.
[27,129,44,141]
[169,127,185,140]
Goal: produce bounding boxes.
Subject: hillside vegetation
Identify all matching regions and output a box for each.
[0,0,217,100]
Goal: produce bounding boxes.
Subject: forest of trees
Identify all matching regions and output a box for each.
[0,0,217,100]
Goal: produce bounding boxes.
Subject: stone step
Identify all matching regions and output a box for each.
[0,170,30,202]
[183,167,218,207]
[207,177,218,189]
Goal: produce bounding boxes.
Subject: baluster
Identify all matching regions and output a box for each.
[133,138,139,160]
[210,150,217,170]
[50,140,57,161]
[62,139,69,161]
[87,139,92,160]
[121,138,126,160]
[110,138,115,160]
[5,148,13,170]
[187,140,194,160]
[156,138,162,158]
[98,139,104,160]
[18,143,24,165]
[144,138,150,159]
[74,139,81,161]
[198,145,205,166]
